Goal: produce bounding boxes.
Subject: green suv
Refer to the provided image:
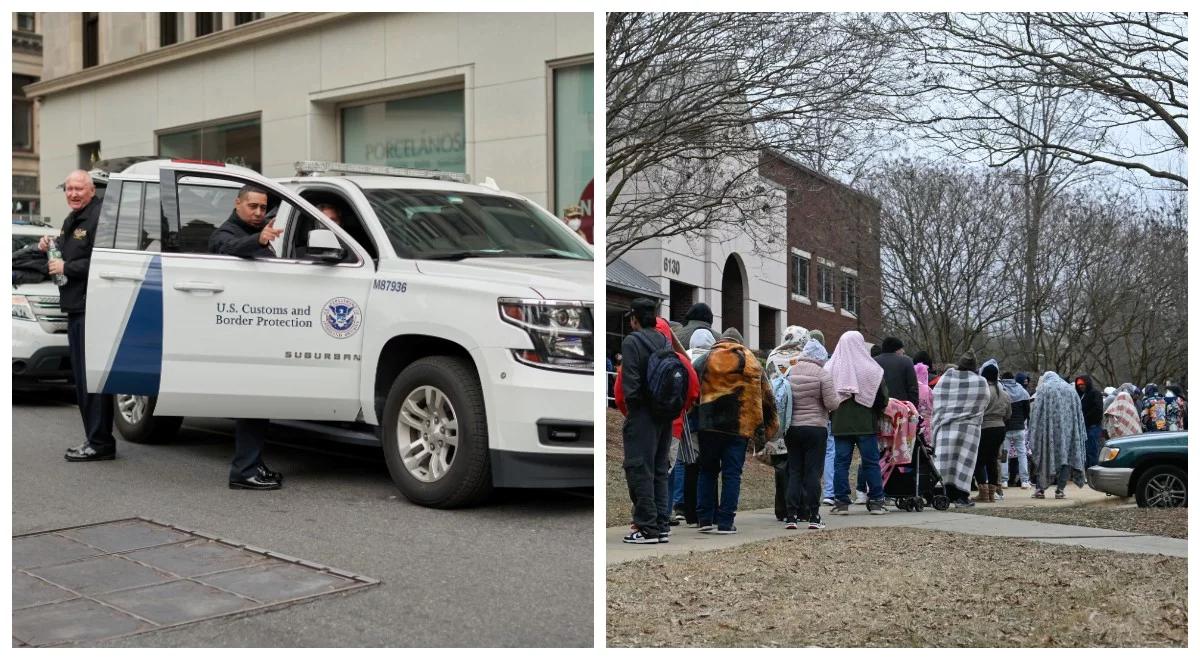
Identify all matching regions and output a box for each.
[1088,432,1187,507]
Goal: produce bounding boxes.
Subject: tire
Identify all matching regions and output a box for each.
[113,394,183,444]
[932,494,950,511]
[380,356,492,508]
[1134,464,1187,508]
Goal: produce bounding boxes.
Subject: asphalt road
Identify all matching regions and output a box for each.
[12,389,593,647]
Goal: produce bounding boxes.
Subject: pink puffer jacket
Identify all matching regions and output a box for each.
[788,358,839,428]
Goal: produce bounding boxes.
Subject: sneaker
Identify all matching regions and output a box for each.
[808,516,826,530]
[953,499,975,508]
[822,497,835,506]
[1055,490,1066,499]
[1020,481,1032,489]
[672,509,686,522]
[867,500,889,515]
[669,519,681,527]
[698,523,714,533]
[622,529,659,544]
[832,502,850,515]
[855,491,869,505]
[685,522,700,528]
[994,489,1005,501]
[1032,490,1045,499]
[658,533,670,544]
[884,497,897,508]
[714,526,738,535]
[784,518,798,530]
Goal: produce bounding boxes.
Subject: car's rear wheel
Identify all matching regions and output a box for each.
[380,356,492,508]
[1134,465,1187,508]
[113,394,183,444]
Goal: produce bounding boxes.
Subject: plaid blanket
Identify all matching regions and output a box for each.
[931,368,990,492]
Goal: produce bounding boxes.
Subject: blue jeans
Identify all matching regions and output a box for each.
[696,433,747,530]
[822,425,835,499]
[669,452,685,511]
[1085,425,1102,468]
[834,434,883,504]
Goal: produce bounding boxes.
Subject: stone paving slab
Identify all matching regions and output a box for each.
[12,517,379,647]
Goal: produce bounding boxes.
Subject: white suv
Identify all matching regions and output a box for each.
[85,159,594,507]
[12,222,71,387]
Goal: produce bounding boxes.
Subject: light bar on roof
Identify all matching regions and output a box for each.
[294,160,470,183]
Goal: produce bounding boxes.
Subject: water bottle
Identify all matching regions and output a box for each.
[48,239,68,286]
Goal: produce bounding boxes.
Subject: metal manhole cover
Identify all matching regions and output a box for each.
[12,517,378,647]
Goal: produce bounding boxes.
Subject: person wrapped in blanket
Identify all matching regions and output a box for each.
[1027,372,1088,499]
[764,325,810,520]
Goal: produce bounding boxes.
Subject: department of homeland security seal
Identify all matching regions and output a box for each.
[321,297,362,339]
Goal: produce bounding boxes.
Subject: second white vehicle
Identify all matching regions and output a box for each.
[84,159,594,507]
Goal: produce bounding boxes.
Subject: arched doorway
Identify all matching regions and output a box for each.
[721,254,745,336]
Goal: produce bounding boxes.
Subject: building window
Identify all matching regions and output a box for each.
[160,13,181,46]
[78,141,101,170]
[552,61,594,224]
[13,75,37,152]
[791,254,809,298]
[13,174,39,217]
[843,273,859,315]
[196,13,222,37]
[158,115,262,172]
[235,13,264,26]
[341,89,466,173]
[16,13,36,32]
[817,263,834,305]
[668,280,697,324]
[82,13,99,68]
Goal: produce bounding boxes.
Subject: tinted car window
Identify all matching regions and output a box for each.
[174,184,239,254]
[364,189,590,260]
[141,183,162,251]
[115,182,144,250]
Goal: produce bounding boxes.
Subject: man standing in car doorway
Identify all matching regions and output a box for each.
[209,184,285,490]
[39,170,118,462]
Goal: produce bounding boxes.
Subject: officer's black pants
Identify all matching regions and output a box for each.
[230,419,269,481]
[67,313,115,452]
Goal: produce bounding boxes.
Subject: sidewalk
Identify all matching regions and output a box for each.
[606,485,1185,564]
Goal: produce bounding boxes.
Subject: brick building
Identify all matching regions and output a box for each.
[759,149,882,349]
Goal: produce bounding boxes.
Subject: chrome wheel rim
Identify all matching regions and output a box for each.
[395,385,458,483]
[117,394,148,425]
[1145,473,1186,507]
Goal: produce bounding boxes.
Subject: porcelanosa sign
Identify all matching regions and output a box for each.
[341,90,466,173]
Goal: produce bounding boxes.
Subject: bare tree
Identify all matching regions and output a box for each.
[903,12,1188,187]
[605,12,906,262]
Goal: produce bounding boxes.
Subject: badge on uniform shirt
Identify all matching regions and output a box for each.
[73,228,88,240]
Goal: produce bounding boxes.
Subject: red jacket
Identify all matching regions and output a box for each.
[615,318,700,438]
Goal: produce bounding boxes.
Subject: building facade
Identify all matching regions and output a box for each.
[26,12,594,230]
[13,12,43,219]
[759,149,882,349]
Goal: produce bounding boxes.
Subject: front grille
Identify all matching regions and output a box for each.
[25,295,68,333]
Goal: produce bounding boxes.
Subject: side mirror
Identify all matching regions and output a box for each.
[307,229,345,263]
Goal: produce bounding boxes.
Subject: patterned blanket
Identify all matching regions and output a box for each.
[931,367,990,492]
[1028,372,1087,487]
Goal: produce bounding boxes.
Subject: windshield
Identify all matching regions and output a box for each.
[363,189,591,260]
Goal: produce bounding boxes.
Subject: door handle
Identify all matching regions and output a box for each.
[99,272,144,283]
[173,281,225,293]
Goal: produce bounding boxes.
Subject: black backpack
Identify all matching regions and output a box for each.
[633,332,688,422]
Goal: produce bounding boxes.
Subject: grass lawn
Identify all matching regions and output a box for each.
[606,410,860,527]
[607,527,1187,647]
[963,505,1187,539]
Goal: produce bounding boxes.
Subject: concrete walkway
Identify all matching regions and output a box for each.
[607,486,1186,564]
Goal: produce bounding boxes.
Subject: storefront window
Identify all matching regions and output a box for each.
[553,62,594,241]
[341,90,466,173]
[158,116,262,172]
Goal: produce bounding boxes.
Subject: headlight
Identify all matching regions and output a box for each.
[499,298,593,373]
[13,295,36,321]
[1100,447,1120,463]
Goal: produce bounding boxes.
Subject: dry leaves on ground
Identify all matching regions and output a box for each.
[607,527,1187,648]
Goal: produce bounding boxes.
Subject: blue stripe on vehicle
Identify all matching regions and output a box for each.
[101,255,163,395]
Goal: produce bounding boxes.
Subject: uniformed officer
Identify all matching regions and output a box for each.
[42,170,118,462]
[208,184,285,490]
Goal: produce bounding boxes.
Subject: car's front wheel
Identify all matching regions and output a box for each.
[1134,464,1187,508]
[380,356,492,508]
[113,394,183,444]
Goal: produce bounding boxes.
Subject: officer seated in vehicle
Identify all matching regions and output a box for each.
[207,184,284,491]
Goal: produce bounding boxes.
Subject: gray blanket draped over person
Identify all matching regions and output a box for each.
[931,366,990,493]
[1027,371,1088,488]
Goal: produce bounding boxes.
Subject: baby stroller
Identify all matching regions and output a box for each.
[883,433,951,511]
